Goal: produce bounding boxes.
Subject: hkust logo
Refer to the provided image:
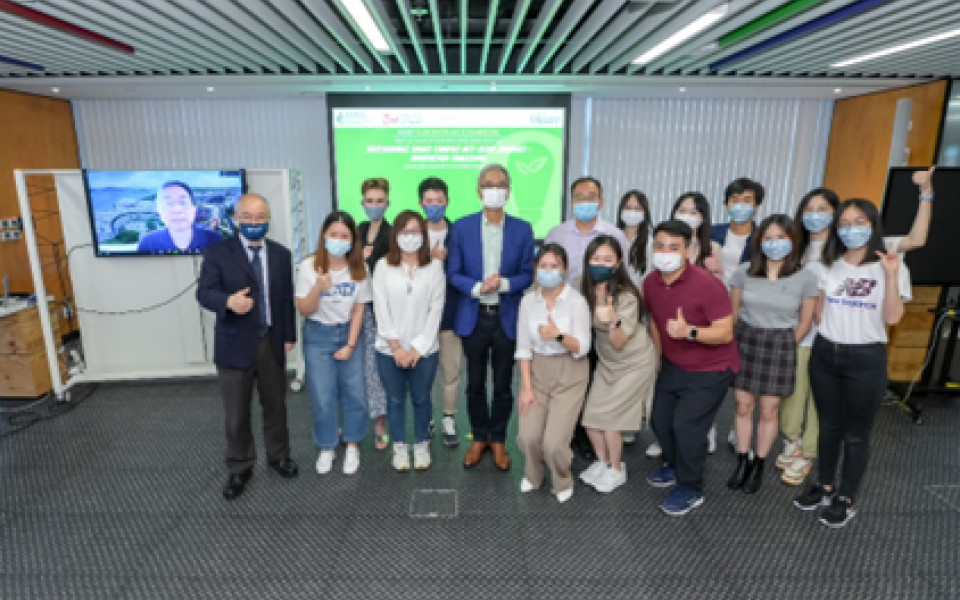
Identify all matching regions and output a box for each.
[515,157,548,176]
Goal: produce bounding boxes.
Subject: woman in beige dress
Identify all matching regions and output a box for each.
[578,235,657,494]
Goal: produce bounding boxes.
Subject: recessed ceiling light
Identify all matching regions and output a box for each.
[364,85,371,90]
[831,28,960,68]
[207,86,214,92]
[679,87,686,92]
[633,3,730,65]
[51,87,59,93]
[490,86,497,91]
[834,88,842,94]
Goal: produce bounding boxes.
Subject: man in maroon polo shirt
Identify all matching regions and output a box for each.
[642,220,740,516]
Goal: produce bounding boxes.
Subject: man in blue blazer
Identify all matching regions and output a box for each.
[447,164,535,471]
[197,194,298,500]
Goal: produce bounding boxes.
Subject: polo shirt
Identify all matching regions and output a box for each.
[642,262,740,373]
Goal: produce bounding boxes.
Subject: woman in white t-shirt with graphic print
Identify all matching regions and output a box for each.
[296,211,371,477]
[793,199,909,529]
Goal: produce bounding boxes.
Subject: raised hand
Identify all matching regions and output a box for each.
[666,307,690,340]
[912,166,935,194]
[877,242,901,275]
[431,240,447,261]
[363,245,373,260]
[596,295,617,324]
[538,313,561,341]
[315,269,333,293]
[227,287,254,314]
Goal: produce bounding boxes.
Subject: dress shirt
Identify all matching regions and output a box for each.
[545,218,630,282]
[471,212,511,304]
[242,238,271,326]
[514,284,592,360]
[371,258,446,356]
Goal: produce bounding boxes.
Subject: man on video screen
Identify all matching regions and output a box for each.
[137,180,224,253]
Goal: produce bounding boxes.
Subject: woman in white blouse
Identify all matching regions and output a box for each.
[372,210,446,472]
[516,243,592,503]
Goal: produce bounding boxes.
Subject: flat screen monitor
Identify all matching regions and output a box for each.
[83,169,246,257]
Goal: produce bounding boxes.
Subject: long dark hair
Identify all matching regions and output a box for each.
[313,211,367,281]
[616,190,652,276]
[822,199,887,267]
[746,214,802,278]
[793,187,840,257]
[671,192,713,268]
[385,210,431,267]
[580,235,643,321]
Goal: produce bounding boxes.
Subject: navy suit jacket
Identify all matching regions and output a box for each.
[197,236,296,370]
[446,212,534,340]
[711,222,754,264]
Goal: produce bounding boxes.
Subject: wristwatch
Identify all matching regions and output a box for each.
[555,334,565,343]
[687,326,698,341]
[611,319,622,330]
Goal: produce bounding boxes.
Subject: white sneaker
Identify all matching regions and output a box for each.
[413,441,431,470]
[707,426,717,454]
[520,478,535,493]
[782,456,813,486]
[645,442,662,459]
[776,439,803,470]
[315,450,335,475]
[579,460,607,486]
[392,443,410,472]
[593,462,627,493]
[556,486,574,503]
[343,446,360,475]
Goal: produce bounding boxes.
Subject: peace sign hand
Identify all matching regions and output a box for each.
[876,242,900,276]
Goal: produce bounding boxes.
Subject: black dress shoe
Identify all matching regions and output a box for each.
[268,457,299,478]
[742,457,765,494]
[727,453,752,490]
[223,470,253,501]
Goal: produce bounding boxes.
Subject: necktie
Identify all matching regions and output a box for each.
[249,246,268,337]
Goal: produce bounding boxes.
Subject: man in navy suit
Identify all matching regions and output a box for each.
[197,193,298,500]
[447,164,535,471]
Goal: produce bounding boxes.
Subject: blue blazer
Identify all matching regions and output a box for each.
[447,212,534,340]
[436,217,459,332]
[197,236,296,370]
[711,222,754,264]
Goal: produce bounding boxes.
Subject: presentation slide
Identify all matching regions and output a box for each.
[332,107,566,238]
[83,169,244,257]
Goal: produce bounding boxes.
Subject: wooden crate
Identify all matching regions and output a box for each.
[0,306,65,398]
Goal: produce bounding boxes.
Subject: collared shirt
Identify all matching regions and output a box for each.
[471,212,511,305]
[243,239,271,326]
[371,258,446,356]
[545,218,630,282]
[515,284,592,360]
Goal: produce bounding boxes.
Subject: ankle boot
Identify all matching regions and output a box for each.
[742,457,765,494]
[727,453,752,490]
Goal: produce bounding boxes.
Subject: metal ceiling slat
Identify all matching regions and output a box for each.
[571,4,651,73]
[298,0,381,73]
[0,39,123,74]
[516,0,564,73]
[825,40,960,77]
[259,0,356,72]
[359,0,411,73]
[532,0,598,74]
[621,0,727,75]
[479,0,500,73]
[460,0,468,73]
[590,1,693,74]
[235,0,335,73]
[394,0,429,73]
[498,0,533,73]
[428,0,447,73]
[552,0,627,73]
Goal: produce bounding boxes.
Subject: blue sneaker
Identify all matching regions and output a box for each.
[661,487,704,516]
[646,465,677,488]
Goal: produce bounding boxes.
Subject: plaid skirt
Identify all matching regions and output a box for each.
[734,320,797,397]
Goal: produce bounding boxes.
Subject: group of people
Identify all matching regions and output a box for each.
[197,163,936,529]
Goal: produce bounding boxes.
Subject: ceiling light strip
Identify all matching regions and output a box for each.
[832,27,960,67]
[632,3,730,66]
[339,0,391,52]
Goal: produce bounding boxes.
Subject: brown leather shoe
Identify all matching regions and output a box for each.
[490,442,511,471]
[463,441,489,468]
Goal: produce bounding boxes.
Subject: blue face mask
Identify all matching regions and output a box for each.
[536,269,564,289]
[364,204,386,221]
[423,204,446,223]
[761,238,793,261]
[239,222,268,242]
[325,238,352,257]
[838,226,872,250]
[728,203,755,223]
[802,211,832,233]
[588,264,615,283]
[572,202,600,222]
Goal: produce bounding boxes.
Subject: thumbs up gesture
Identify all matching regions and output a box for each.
[912,165,935,195]
[315,268,333,293]
[666,307,691,340]
[596,295,617,324]
[430,239,447,261]
[538,313,561,341]
[227,287,254,314]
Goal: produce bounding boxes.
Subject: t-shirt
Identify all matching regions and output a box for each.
[427,228,448,252]
[817,257,912,345]
[136,226,223,254]
[642,264,740,373]
[295,256,372,325]
[729,264,818,329]
[720,231,750,286]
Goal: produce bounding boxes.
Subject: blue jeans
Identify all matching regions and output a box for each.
[303,320,368,450]
[375,351,439,445]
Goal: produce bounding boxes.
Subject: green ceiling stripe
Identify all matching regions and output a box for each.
[719,0,827,48]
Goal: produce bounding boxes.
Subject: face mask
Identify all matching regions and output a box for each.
[761,239,793,261]
[572,202,599,222]
[802,211,832,233]
[481,188,508,209]
[621,210,645,227]
[536,269,564,289]
[674,213,703,230]
[652,252,685,273]
[423,204,446,223]
[728,203,755,223]
[588,264,615,283]
[838,226,872,250]
[397,233,423,254]
[325,238,352,257]
[239,222,268,242]
[363,205,386,221]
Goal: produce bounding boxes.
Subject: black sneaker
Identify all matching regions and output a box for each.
[793,483,833,511]
[819,496,857,528]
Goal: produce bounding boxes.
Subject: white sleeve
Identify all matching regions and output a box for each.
[410,263,446,356]
[514,294,533,360]
[372,266,399,342]
[569,295,593,360]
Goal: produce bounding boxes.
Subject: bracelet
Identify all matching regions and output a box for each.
[919,193,934,201]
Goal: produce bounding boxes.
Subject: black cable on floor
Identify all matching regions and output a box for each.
[0,384,99,439]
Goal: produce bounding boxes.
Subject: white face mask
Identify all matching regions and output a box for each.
[397,233,423,254]
[652,252,685,273]
[481,188,509,209]
[621,210,645,227]
[674,213,703,230]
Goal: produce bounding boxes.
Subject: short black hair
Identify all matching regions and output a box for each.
[653,220,693,245]
[570,176,602,198]
[418,177,448,200]
[159,181,195,204]
[724,177,766,205]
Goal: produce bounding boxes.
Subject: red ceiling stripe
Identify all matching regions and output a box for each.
[0,0,134,54]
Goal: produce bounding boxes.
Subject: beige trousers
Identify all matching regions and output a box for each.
[438,330,463,415]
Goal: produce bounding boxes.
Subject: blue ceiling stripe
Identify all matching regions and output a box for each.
[0,54,44,71]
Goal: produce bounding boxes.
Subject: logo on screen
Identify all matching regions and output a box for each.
[516,157,548,176]
[336,111,370,125]
[530,111,562,125]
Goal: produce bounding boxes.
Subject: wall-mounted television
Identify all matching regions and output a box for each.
[83,169,246,257]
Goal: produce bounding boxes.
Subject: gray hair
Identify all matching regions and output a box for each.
[236,193,270,215]
[477,163,511,187]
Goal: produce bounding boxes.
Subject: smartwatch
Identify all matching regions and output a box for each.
[687,326,698,341]
[611,319,622,330]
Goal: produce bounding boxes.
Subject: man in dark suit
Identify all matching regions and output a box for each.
[447,164,535,471]
[197,193,298,500]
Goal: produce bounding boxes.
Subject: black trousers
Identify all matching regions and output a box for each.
[462,308,516,443]
[216,333,290,474]
[809,335,887,499]
[651,359,733,493]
